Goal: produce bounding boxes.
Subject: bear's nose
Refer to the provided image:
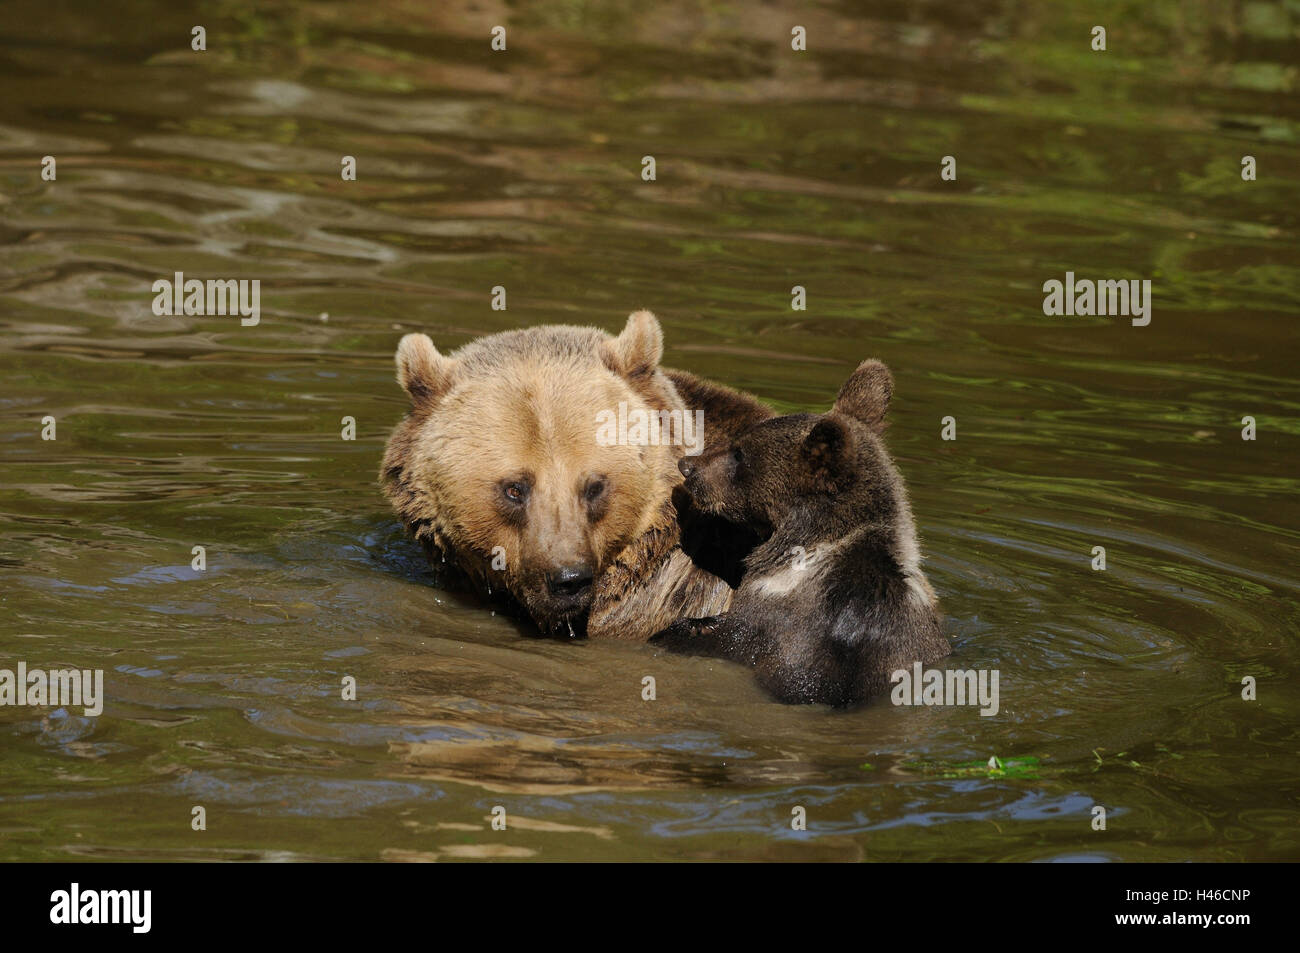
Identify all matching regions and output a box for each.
[547,565,593,597]
[678,458,694,478]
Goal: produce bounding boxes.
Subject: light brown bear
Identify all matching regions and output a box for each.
[380,311,771,641]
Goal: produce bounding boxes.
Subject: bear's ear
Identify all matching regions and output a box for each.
[395,333,456,408]
[832,359,893,432]
[602,310,663,379]
[801,416,854,494]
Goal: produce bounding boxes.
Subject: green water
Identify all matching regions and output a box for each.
[1,0,1297,861]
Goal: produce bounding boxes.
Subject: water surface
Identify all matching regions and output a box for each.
[1,0,1298,861]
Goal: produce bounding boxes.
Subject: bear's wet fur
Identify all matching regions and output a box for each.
[380,311,771,641]
[649,359,950,706]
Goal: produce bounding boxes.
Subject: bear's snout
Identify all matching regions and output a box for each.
[676,448,729,511]
[546,564,594,600]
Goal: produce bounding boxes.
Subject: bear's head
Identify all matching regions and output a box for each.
[677,359,900,537]
[381,311,689,639]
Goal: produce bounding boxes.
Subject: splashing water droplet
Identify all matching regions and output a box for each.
[567,619,575,639]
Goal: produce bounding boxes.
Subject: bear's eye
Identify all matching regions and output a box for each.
[731,448,744,466]
[502,481,529,505]
[584,478,606,504]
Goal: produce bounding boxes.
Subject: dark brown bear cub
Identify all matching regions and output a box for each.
[649,359,950,706]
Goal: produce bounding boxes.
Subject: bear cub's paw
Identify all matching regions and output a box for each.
[649,615,725,654]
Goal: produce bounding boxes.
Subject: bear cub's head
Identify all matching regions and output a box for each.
[678,359,899,540]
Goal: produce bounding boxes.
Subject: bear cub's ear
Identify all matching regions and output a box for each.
[395,333,457,408]
[602,310,664,379]
[832,358,893,432]
[801,417,854,494]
